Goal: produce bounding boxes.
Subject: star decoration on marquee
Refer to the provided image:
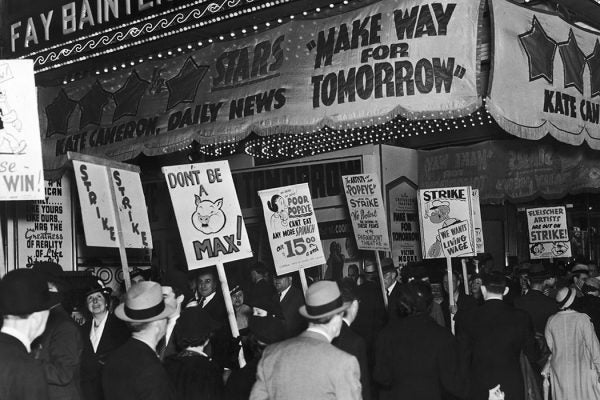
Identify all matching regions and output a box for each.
[558,29,586,94]
[518,16,557,83]
[587,40,600,98]
[112,71,150,122]
[78,81,112,129]
[166,57,209,110]
[45,89,77,138]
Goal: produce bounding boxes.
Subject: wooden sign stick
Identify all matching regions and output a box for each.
[461,258,469,295]
[376,251,389,309]
[447,257,455,335]
[216,261,246,368]
[299,268,309,294]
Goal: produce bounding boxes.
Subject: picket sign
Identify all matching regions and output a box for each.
[68,152,153,290]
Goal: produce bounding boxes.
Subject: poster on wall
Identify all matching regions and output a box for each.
[487,0,600,150]
[417,186,476,259]
[0,59,44,200]
[15,176,74,269]
[72,154,152,249]
[259,183,326,276]
[386,177,422,268]
[526,206,571,259]
[342,174,390,251]
[472,189,485,254]
[38,0,483,177]
[319,220,361,280]
[162,161,252,269]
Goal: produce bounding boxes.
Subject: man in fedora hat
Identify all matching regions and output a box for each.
[514,264,559,335]
[0,269,55,400]
[250,281,361,400]
[273,272,306,338]
[102,281,176,400]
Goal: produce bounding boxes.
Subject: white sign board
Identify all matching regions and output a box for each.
[438,220,475,258]
[527,206,571,259]
[16,177,74,269]
[73,160,152,249]
[162,161,252,269]
[259,183,326,276]
[0,60,44,200]
[472,189,485,254]
[417,186,476,259]
[342,174,390,251]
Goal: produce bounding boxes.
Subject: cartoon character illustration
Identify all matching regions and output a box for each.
[531,243,545,257]
[267,194,289,230]
[0,88,26,154]
[425,200,460,258]
[552,242,569,257]
[191,195,226,234]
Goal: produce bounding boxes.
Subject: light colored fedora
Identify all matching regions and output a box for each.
[115,281,176,323]
[299,281,349,320]
[555,287,576,310]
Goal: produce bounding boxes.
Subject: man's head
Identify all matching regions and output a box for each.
[583,277,600,298]
[31,261,67,294]
[250,261,269,284]
[396,281,433,317]
[481,272,508,300]
[196,269,218,298]
[230,286,245,308]
[347,264,359,282]
[339,277,359,324]
[130,268,148,285]
[381,258,397,290]
[0,269,55,343]
[571,263,590,290]
[273,274,292,294]
[162,285,185,317]
[442,271,459,295]
[299,281,350,339]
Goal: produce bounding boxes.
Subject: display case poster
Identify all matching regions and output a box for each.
[472,189,485,254]
[72,160,119,248]
[162,161,252,269]
[417,186,475,259]
[386,178,422,268]
[108,167,153,249]
[342,174,390,251]
[0,59,44,200]
[16,176,74,269]
[259,183,326,276]
[526,206,571,259]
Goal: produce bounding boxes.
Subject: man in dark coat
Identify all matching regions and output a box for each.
[31,262,83,400]
[381,258,401,321]
[102,281,177,400]
[333,278,371,400]
[273,273,306,338]
[0,269,55,400]
[514,264,558,335]
[193,268,228,325]
[441,271,479,329]
[247,262,278,309]
[374,281,468,400]
[353,260,387,353]
[456,272,537,400]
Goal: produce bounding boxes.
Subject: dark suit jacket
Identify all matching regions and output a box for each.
[514,289,558,334]
[0,332,49,400]
[247,279,277,308]
[102,338,175,400]
[276,286,306,338]
[33,304,83,400]
[374,314,468,400]
[441,292,479,329]
[80,313,130,400]
[164,351,223,400]
[202,292,228,326]
[386,282,402,321]
[333,321,371,400]
[574,294,600,340]
[354,280,387,347]
[224,358,259,400]
[456,299,537,400]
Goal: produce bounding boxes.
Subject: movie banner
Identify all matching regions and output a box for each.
[259,184,326,276]
[342,174,390,251]
[162,161,252,269]
[487,0,600,149]
[387,178,421,267]
[72,156,152,248]
[0,59,44,200]
[39,0,483,177]
[15,176,74,269]
[417,186,475,259]
[526,206,571,259]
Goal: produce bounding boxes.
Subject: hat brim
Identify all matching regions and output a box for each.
[114,302,176,323]
[298,301,350,320]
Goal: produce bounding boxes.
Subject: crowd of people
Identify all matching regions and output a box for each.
[1,257,600,400]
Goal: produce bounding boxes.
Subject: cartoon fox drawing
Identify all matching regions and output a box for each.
[191,196,226,234]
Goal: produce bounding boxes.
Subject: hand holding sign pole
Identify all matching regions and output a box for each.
[342,174,391,309]
[162,161,252,368]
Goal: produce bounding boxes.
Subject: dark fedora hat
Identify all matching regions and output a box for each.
[249,315,286,344]
[31,261,68,290]
[115,281,176,323]
[381,258,396,274]
[176,308,220,348]
[299,281,349,320]
[529,264,553,281]
[0,269,55,315]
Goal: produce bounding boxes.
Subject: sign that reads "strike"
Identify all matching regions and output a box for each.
[526,206,571,259]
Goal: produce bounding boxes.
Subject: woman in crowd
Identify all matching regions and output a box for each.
[80,279,130,400]
[543,287,600,400]
[470,273,484,305]
[230,285,252,334]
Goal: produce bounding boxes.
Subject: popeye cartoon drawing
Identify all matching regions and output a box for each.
[426,200,460,258]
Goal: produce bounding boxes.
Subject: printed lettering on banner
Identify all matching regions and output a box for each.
[162,161,252,269]
[259,184,326,275]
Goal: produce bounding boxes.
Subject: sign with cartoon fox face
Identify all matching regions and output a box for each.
[163,161,252,269]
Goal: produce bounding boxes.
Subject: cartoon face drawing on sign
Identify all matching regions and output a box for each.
[531,243,544,257]
[552,242,569,257]
[267,194,289,229]
[191,195,226,234]
[425,200,460,258]
[0,88,26,154]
